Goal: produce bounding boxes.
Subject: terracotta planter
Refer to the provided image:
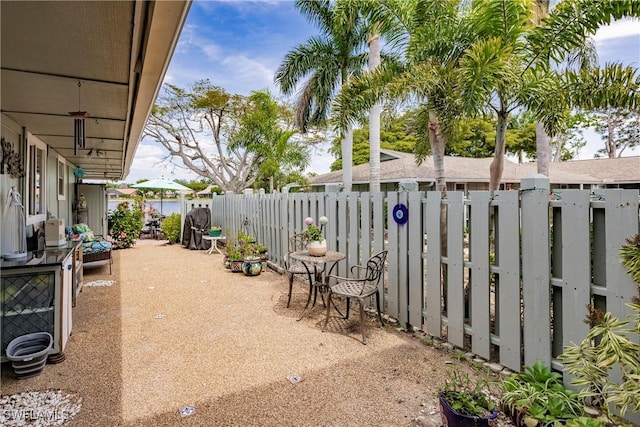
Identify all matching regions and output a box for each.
[307,240,327,257]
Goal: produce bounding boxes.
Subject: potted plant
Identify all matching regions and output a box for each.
[302,216,328,256]
[439,366,498,427]
[240,241,263,276]
[225,245,244,272]
[237,231,255,244]
[209,226,222,237]
[544,418,606,427]
[499,361,583,426]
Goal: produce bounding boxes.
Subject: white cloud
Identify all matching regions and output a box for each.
[220,55,276,92]
[593,18,640,41]
[201,43,221,61]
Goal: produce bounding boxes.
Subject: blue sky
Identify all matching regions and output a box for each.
[124,0,640,184]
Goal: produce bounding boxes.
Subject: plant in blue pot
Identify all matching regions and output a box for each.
[439,366,498,427]
[209,226,222,237]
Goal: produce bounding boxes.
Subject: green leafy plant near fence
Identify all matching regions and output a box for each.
[499,361,583,425]
[107,200,143,249]
[440,365,496,418]
[160,213,181,244]
[619,234,640,302]
[558,233,640,425]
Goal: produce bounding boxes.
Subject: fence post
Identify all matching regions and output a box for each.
[520,175,551,368]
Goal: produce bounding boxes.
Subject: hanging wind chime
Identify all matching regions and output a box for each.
[69,80,89,156]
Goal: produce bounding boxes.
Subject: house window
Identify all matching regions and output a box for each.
[57,155,66,201]
[26,135,47,223]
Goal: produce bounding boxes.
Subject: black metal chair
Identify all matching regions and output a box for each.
[323,250,388,344]
[284,233,308,307]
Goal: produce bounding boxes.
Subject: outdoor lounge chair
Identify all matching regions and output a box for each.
[323,250,388,344]
[82,236,113,274]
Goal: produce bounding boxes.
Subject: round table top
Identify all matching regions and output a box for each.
[202,235,225,240]
[289,250,345,264]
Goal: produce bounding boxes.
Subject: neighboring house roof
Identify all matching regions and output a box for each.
[116,188,139,196]
[197,185,216,195]
[311,154,602,186]
[526,156,640,185]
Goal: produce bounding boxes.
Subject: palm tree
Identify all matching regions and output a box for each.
[357,0,414,193]
[484,0,640,190]
[275,0,369,192]
[444,0,640,191]
[525,0,640,174]
[229,90,311,193]
[337,0,640,194]
[334,0,477,195]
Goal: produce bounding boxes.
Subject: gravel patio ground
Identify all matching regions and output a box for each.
[1,239,506,426]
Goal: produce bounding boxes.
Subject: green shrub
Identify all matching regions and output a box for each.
[559,305,640,421]
[499,361,582,424]
[107,201,143,249]
[160,213,181,244]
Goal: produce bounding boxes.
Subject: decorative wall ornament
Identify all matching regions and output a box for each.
[73,167,85,179]
[392,203,408,225]
[0,137,25,178]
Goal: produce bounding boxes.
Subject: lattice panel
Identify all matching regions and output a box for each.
[1,272,55,354]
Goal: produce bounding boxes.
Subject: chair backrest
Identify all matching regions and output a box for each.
[364,250,388,287]
[289,233,307,253]
[285,233,307,267]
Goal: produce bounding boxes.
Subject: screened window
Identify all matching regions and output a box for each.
[26,135,47,223]
[57,155,66,201]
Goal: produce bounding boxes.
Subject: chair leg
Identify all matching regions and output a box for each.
[345,297,350,319]
[286,274,293,308]
[375,291,384,326]
[323,291,332,331]
[359,299,367,345]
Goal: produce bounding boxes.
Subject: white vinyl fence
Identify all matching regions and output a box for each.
[185,179,639,374]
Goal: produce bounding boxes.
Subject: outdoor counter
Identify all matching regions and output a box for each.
[1,242,81,360]
[1,241,79,270]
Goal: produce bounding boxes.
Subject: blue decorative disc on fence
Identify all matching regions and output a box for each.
[393,203,408,225]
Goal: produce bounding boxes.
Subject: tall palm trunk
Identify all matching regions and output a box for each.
[428,113,447,196]
[536,122,551,175]
[342,125,354,192]
[429,111,448,312]
[489,110,509,193]
[534,0,551,175]
[368,31,382,193]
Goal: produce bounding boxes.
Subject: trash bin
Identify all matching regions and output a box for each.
[6,332,53,379]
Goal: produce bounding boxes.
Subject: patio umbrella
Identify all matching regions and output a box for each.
[132,176,191,215]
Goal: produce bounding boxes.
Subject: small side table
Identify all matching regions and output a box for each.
[289,250,346,320]
[202,235,226,255]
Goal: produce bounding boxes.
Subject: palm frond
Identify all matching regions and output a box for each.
[295,0,333,34]
[564,63,640,112]
[274,36,336,94]
[528,0,640,67]
[457,37,517,115]
[468,0,533,44]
